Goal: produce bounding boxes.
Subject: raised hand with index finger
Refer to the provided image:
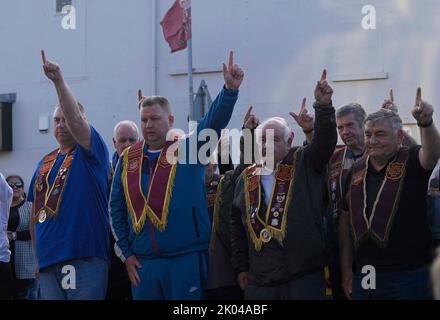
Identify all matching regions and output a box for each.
[41,50,63,83]
[290,98,314,132]
[413,87,434,127]
[223,51,244,90]
[382,89,398,112]
[243,105,259,130]
[138,89,143,102]
[314,69,333,106]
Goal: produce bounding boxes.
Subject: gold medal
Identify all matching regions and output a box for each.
[260,228,272,243]
[38,209,47,223]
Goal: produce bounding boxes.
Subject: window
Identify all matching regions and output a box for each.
[56,0,72,13]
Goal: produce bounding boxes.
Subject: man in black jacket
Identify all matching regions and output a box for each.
[230,70,337,300]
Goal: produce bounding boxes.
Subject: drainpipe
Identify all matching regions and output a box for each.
[151,0,158,95]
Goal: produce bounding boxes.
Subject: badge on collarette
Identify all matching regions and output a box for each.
[38,209,47,224]
[260,228,272,243]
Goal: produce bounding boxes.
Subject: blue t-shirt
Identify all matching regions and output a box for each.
[28,127,110,270]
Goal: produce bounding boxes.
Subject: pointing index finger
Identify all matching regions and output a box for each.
[416,87,422,106]
[138,89,143,102]
[390,89,394,103]
[41,50,47,64]
[320,69,327,82]
[301,97,306,111]
[228,50,234,70]
[245,105,253,119]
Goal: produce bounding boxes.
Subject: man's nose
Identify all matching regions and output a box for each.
[369,135,378,144]
[341,127,350,136]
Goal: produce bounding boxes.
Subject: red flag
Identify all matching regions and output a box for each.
[160,0,192,53]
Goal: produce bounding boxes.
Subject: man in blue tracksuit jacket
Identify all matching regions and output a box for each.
[110,52,244,300]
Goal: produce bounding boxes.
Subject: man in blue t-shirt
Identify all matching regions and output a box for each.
[27,50,110,300]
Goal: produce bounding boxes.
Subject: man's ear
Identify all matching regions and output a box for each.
[169,114,174,127]
[397,129,404,144]
[288,132,295,147]
[112,137,117,149]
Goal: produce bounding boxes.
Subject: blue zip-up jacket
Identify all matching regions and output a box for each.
[110,87,239,261]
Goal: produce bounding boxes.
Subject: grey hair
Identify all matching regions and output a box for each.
[336,103,366,128]
[256,117,291,143]
[113,120,140,139]
[365,109,402,133]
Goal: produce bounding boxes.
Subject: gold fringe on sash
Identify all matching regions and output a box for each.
[145,161,177,232]
[209,175,224,255]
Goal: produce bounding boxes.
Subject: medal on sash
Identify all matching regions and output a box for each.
[260,228,272,243]
[38,209,47,223]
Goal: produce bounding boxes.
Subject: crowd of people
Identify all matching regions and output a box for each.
[0,49,440,300]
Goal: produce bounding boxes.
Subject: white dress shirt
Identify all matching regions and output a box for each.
[0,173,13,263]
[261,170,276,207]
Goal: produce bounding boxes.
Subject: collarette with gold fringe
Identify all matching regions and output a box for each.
[34,148,75,224]
[244,150,298,251]
[122,140,178,234]
[349,147,409,249]
[208,175,224,255]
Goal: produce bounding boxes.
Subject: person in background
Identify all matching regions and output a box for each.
[6,175,38,300]
[0,173,13,300]
[107,121,139,300]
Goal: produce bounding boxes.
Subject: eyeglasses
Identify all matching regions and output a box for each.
[8,182,23,189]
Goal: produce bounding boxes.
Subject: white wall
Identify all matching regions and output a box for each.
[1,0,440,187]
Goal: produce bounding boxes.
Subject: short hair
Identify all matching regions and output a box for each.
[365,109,402,133]
[54,102,85,115]
[6,175,24,186]
[140,96,171,115]
[113,120,139,139]
[257,117,291,143]
[336,103,366,127]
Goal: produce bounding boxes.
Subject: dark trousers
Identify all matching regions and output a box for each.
[107,238,132,300]
[106,259,132,300]
[244,271,326,300]
[352,266,432,300]
[0,261,12,300]
[206,285,243,300]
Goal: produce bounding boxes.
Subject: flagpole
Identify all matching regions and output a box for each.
[187,38,194,121]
